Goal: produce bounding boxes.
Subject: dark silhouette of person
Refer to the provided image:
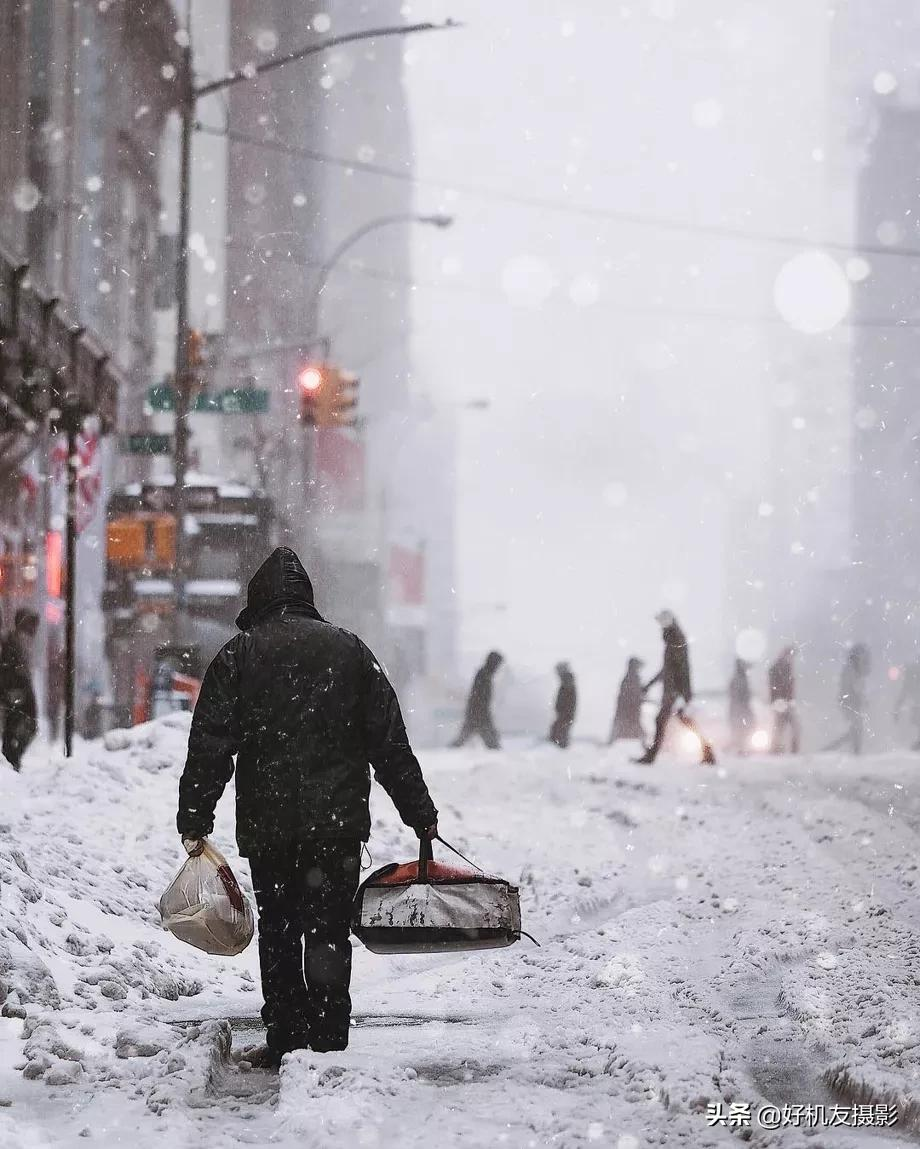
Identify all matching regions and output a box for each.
[548,661,577,748]
[608,657,645,743]
[768,645,800,754]
[635,610,716,765]
[0,608,39,771]
[824,643,870,755]
[895,660,920,750]
[176,548,438,1066]
[728,658,754,754]
[451,651,503,749]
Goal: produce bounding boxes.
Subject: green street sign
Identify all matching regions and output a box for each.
[147,386,175,412]
[221,388,269,413]
[146,386,269,414]
[120,433,173,455]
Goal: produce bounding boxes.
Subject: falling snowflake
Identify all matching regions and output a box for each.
[85,175,102,193]
[736,627,767,661]
[12,179,41,213]
[569,275,600,307]
[876,220,901,246]
[241,62,258,81]
[161,63,176,81]
[319,74,335,91]
[845,256,870,282]
[773,250,850,333]
[873,70,897,95]
[255,29,278,54]
[97,280,112,295]
[692,98,724,129]
[292,192,307,207]
[243,184,266,206]
[174,28,190,48]
[313,13,332,33]
[356,144,376,164]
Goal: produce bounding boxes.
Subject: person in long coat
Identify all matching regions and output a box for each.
[728,658,754,754]
[548,661,577,748]
[608,657,645,743]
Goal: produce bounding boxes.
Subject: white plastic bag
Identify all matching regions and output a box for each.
[158,841,254,956]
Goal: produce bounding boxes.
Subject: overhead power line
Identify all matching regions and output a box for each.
[197,121,920,263]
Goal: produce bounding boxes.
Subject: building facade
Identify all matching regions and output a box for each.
[0,0,180,723]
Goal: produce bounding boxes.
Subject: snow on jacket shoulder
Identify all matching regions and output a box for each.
[176,548,437,854]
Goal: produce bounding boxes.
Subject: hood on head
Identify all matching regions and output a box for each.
[627,657,644,672]
[236,547,321,630]
[655,609,675,629]
[484,650,503,673]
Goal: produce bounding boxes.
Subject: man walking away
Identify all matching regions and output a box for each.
[635,611,716,766]
[548,661,577,748]
[176,548,438,1066]
[824,643,870,755]
[451,650,503,749]
[768,646,800,754]
[609,657,645,744]
[0,608,39,772]
[728,658,754,754]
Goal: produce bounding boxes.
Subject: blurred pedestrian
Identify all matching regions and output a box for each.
[634,611,716,766]
[824,643,870,755]
[894,660,920,750]
[728,658,754,754]
[548,661,577,748]
[451,651,503,749]
[0,608,40,771]
[768,646,800,754]
[608,657,645,743]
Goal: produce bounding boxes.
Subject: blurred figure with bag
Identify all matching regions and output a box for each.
[635,611,716,766]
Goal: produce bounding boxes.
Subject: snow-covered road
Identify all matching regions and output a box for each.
[2,718,920,1147]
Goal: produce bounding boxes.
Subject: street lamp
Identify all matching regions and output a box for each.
[169,18,457,640]
[307,213,455,337]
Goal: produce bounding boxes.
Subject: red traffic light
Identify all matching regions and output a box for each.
[298,365,324,393]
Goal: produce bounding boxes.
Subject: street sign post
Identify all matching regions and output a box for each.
[146,386,269,414]
[120,432,174,455]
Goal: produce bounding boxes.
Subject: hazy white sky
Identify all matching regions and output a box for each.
[402,0,835,718]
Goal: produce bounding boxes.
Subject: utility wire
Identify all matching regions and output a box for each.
[250,245,920,331]
[197,122,920,263]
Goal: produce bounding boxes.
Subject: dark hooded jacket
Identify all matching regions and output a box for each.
[646,622,692,702]
[177,548,437,854]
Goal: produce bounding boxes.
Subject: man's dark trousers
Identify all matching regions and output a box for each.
[249,839,361,1055]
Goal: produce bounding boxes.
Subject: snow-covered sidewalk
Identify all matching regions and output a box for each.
[2,718,919,1146]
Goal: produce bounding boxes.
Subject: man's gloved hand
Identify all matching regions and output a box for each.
[417,822,438,841]
[182,836,206,857]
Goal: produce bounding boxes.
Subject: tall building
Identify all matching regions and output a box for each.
[827,3,920,669]
[0,0,179,718]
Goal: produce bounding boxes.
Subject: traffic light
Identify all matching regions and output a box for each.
[187,328,205,368]
[297,363,360,428]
